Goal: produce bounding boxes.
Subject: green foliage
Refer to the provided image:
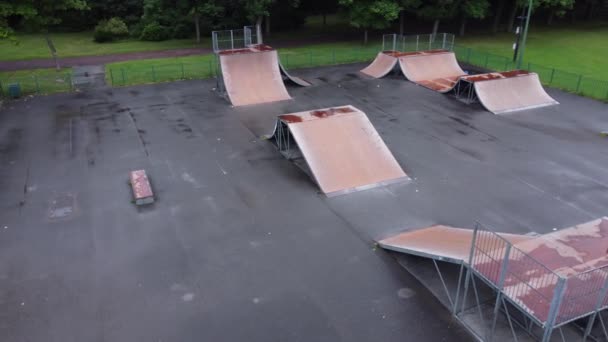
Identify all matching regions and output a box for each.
[94,17,129,42]
[140,22,171,41]
[460,0,490,19]
[339,0,401,29]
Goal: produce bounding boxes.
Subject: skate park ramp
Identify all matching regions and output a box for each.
[360,51,401,78]
[269,105,409,196]
[398,50,466,92]
[462,70,559,114]
[218,45,291,106]
[279,62,312,87]
[379,225,535,264]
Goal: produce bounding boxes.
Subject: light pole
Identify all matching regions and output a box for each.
[516,0,533,69]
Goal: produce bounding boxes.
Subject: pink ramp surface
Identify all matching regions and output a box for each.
[398,51,466,92]
[219,47,291,106]
[360,51,399,78]
[379,225,534,263]
[276,105,409,196]
[474,218,608,324]
[471,72,559,114]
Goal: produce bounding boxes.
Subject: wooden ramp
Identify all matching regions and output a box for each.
[219,45,291,106]
[379,225,534,264]
[269,105,409,196]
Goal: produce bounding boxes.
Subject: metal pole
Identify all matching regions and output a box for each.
[549,68,555,84]
[181,63,185,79]
[576,75,583,92]
[442,33,446,50]
[121,68,126,85]
[541,277,566,342]
[517,0,534,69]
[416,35,419,51]
[392,34,397,51]
[34,75,40,93]
[230,30,234,50]
[110,68,114,86]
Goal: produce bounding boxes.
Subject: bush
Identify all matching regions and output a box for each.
[140,22,171,41]
[172,22,192,39]
[94,17,129,43]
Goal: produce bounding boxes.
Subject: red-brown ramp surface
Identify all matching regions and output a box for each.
[219,49,291,106]
[379,225,535,264]
[360,52,399,78]
[398,51,466,92]
[473,73,559,114]
[273,105,409,196]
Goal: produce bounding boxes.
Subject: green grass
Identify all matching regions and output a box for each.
[460,22,608,80]
[105,42,383,86]
[0,68,72,96]
[0,31,208,61]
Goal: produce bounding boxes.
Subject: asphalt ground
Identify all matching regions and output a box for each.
[1,62,607,341]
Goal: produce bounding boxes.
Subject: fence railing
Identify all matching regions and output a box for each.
[0,73,73,98]
[382,33,456,52]
[2,41,607,102]
[452,45,608,101]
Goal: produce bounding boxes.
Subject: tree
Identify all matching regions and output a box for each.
[458,0,490,36]
[339,0,401,44]
[415,0,457,36]
[1,0,88,68]
[189,0,225,43]
[539,0,575,25]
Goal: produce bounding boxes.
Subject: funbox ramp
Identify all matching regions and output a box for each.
[268,105,409,196]
[219,47,291,106]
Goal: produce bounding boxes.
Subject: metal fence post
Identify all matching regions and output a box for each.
[34,75,40,93]
[332,50,336,64]
[527,62,531,71]
[541,277,566,342]
[110,68,114,86]
[416,35,419,51]
[67,74,73,91]
[121,68,126,85]
[428,34,432,50]
[576,75,583,92]
[484,55,489,68]
[442,33,446,50]
[549,68,555,85]
[181,63,185,79]
[309,51,313,67]
[151,66,156,82]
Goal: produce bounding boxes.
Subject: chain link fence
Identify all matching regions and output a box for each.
[452,45,608,101]
[3,40,606,102]
[0,73,73,98]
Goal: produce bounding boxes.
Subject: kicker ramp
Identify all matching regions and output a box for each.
[269,105,409,196]
[379,225,534,264]
[219,45,291,106]
[398,51,466,92]
[462,71,559,114]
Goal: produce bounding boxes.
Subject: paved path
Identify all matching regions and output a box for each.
[0,47,213,71]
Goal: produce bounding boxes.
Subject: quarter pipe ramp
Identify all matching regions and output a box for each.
[462,71,559,114]
[269,105,409,196]
[218,45,291,106]
[397,51,466,92]
[279,62,312,87]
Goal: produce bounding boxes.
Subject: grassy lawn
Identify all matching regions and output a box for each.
[0,31,208,61]
[0,68,72,96]
[105,42,383,86]
[459,22,608,80]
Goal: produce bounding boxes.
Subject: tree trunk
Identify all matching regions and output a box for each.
[432,19,440,37]
[256,16,263,44]
[459,17,467,36]
[585,1,595,20]
[547,9,555,25]
[265,15,270,36]
[363,29,368,44]
[45,32,60,71]
[507,3,518,32]
[323,12,327,26]
[399,11,405,35]
[492,0,506,33]
[194,14,200,44]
